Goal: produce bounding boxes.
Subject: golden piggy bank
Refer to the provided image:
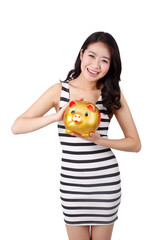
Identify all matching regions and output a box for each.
[63,100,101,137]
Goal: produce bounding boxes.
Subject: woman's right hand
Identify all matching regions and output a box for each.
[55,103,69,122]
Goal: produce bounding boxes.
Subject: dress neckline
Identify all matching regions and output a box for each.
[66,81,102,106]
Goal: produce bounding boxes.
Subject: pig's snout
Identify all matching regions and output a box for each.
[73,114,82,124]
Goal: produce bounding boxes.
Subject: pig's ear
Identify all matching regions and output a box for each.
[69,101,77,108]
[87,104,95,112]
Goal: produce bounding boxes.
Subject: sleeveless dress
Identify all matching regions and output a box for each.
[57,81,121,226]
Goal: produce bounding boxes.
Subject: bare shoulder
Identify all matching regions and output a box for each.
[52,82,62,111]
[35,82,62,110]
[51,82,62,104]
[18,82,62,118]
[48,82,61,93]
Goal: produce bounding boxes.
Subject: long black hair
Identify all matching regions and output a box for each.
[64,31,122,114]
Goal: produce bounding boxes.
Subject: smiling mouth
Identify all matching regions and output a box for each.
[87,68,99,75]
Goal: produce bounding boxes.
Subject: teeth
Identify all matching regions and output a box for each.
[88,68,98,75]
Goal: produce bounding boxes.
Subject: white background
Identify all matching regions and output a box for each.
[0,0,160,239]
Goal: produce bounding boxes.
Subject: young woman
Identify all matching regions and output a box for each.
[11,32,141,240]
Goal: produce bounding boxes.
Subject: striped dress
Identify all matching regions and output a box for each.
[57,81,121,226]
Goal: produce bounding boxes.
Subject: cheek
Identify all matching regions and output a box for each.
[81,61,87,72]
[101,64,110,74]
[81,57,92,68]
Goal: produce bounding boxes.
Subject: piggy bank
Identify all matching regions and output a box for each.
[63,100,101,137]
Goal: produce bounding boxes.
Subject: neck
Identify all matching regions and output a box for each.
[74,74,99,90]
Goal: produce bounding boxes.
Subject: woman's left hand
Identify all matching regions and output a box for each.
[71,132,101,143]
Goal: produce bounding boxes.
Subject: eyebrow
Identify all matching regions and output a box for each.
[88,50,111,60]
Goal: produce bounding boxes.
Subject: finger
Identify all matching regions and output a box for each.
[90,132,96,137]
[71,132,81,137]
[63,102,69,108]
[62,103,69,112]
[75,98,84,101]
[61,103,69,117]
[89,132,100,139]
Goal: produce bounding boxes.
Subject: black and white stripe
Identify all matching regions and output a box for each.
[57,81,121,226]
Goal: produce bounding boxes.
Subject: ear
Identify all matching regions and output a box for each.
[87,104,95,112]
[80,49,83,61]
[69,101,77,108]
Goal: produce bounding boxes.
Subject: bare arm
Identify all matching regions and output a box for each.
[94,91,141,152]
[11,83,68,134]
[72,91,141,152]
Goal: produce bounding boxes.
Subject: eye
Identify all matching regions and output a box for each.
[102,59,108,63]
[85,112,89,117]
[89,54,94,58]
[71,109,75,114]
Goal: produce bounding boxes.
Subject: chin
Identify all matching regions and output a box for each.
[83,73,100,82]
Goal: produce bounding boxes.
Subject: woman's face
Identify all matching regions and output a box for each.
[80,41,111,83]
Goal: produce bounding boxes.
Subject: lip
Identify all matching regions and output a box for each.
[87,68,99,76]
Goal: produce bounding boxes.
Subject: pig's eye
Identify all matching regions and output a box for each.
[71,109,75,114]
[85,112,89,117]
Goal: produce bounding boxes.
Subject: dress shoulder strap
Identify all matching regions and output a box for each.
[59,81,69,109]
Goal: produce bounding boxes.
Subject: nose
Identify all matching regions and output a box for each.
[73,114,82,123]
[92,58,100,69]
